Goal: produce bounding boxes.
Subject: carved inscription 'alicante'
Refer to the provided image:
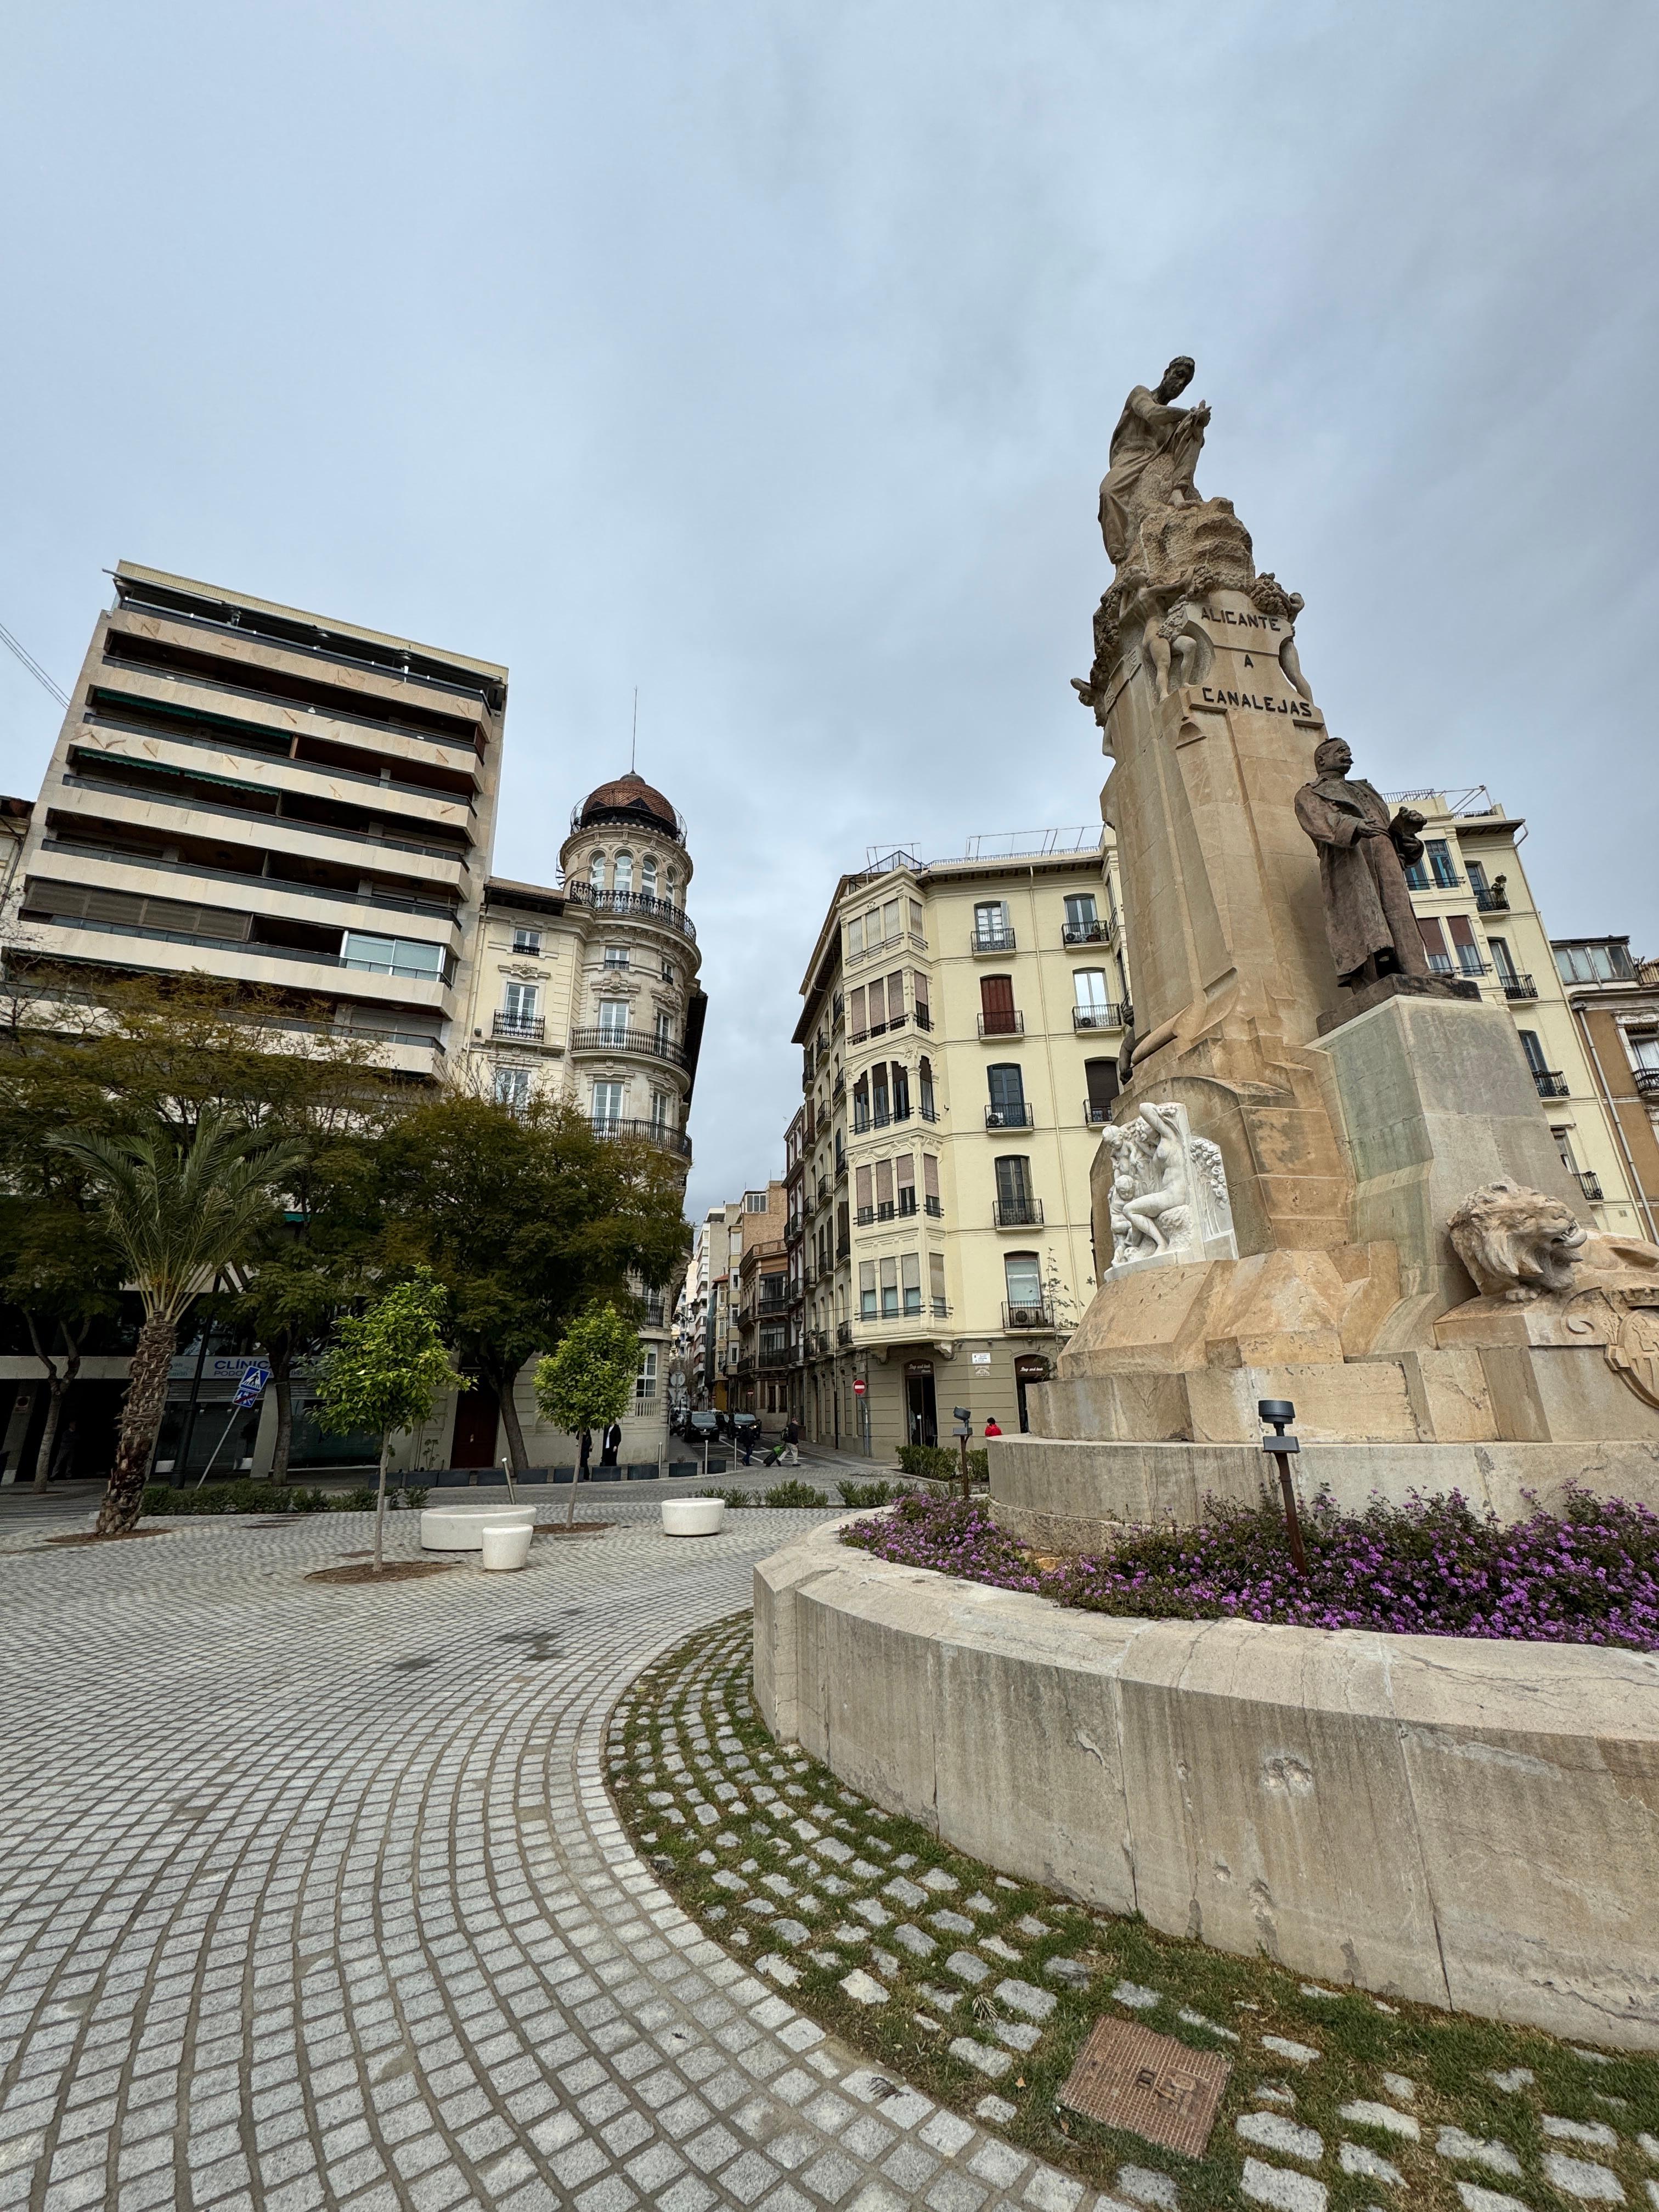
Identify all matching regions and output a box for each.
[1200,603,1285,634]
[1198,685,1321,719]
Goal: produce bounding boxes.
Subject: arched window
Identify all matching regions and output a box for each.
[663,871,678,909]
[641,856,658,898]
[613,851,634,894]
[918,1057,935,1120]
[589,851,607,890]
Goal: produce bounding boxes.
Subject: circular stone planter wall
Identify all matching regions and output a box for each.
[753,1517,1659,2052]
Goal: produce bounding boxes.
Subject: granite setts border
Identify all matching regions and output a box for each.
[754,1517,1659,2052]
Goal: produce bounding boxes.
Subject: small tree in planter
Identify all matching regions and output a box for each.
[314,1269,466,1573]
[534,1306,640,1528]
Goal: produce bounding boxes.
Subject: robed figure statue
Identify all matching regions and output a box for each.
[1294,737,1431,989]
[1098,357,1212,567]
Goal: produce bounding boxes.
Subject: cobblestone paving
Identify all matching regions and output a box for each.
[612,1617,1659,2212]
[0,1494,1102,2212]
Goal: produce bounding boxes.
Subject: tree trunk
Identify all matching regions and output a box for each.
[25,1315,61,1496]
[568,1429,590,1528]
[492,1358,531,1476]
[270,1357,295,1486]
[373,1437,388,1575]
[99,1311,177,1535]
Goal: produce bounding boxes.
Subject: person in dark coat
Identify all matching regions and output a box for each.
[599,1420,622,1466]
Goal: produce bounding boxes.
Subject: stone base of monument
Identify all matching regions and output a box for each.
[1313,966,1480,1034]
[989,1434,1659,1552]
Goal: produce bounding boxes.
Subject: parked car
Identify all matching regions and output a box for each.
[685,1410,719,1446]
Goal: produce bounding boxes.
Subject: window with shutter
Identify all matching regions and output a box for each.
[986,1064,1025,1124]
[1516,1030,1548,1076]
[891,1063,911,1121]
[912,970,931,1030]
[918,1057,935,1119]
[1446,913,1485,974]
[922,1153,940,1210]
[847,913,864,957]
[980,975,1017,1034]
[855,1165,873,1222]
[859,1262,877,1319]
[995,1156,1032,1218]
[929,1251,947,1316]
[879,1257,899,1315]
[887,970,905,1025]
[867,976,885,1030]
[849,986,866,1037]
[1488,935,1519,984]
[882,900,900,942]
[900,1254,921,1313]
[908,899,924,940]
[1084,1058,1120,1118]
[895,1154,916,1215]
[874,1161,894,1219]
[1418,916,1452,973]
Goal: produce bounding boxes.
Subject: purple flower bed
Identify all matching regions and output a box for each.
[840,1487,1659,1650]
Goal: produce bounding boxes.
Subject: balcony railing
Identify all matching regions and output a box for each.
[568,1025,690,1068]
[924,1194,943,1218]
[1635,1069,1659,1098]
[1532,1070,1570,1099]
[985,1105,1035,1129]
[757,1345,794,1371]
[1084,1101,1115,1124]
[563,882,696,942]
[1003,1300,1059,1333]
[1062,919,1109,945]
[590,1116,693,1160]
[1073,1003,1126,1030]
[992,1197,1043,1229]
[1578,1170,1604,1201]
[492,1012,545,1042]
[977,1012,1024,1039]
[836,1321,853,1346]
[1501,973,1538,1000]
[1475,887,1510,913]
[971,928,1017,955]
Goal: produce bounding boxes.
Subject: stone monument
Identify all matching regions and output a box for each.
[993,361,1659,1550]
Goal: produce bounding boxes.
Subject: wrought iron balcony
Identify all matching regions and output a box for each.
[836,1321,853,1346]
[492,1012,545,1042]
[1072,1003,1126,1031]
[1475,887,1510,913]
[569,1025,690,1068]
[971,928,1017,955]
[563,881,696,941]
[1578,1170,1604,1201]
[590,1116,693,1160]
[1084,1100,1115,1124]
[1532,1070,1570,1099]
[1501,974,1538,1000]
[992,1197,1043,1229]
[985,1104,1035,1129]
[977,1011,1025,1039]
[1635,1069,1659,1098]
[1062,918,1109,945]
[1003,1300,1059,1333]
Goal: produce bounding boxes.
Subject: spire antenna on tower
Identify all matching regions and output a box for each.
[630,687,638,775]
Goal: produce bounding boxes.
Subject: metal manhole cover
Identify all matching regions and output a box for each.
[1056,2016,1231,2158]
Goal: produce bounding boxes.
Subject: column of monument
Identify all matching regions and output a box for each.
[1034,358,1600,1442]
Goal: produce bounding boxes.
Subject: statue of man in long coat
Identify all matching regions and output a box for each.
[1294,737,1430,988]
[1098,358,1212,567]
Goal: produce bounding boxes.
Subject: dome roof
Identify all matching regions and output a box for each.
[577,773,681,838]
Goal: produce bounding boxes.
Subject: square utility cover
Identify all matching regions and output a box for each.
[1057,2016,1231,2159]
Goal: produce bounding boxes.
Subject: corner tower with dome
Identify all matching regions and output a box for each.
[452,769,706,1469]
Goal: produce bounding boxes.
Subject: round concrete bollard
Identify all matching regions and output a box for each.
[420,1504,535,1552]
[480,1522,534,1572]
[662,1498,725,1537]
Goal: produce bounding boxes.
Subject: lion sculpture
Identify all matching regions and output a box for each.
[1448,1179,1587,1303]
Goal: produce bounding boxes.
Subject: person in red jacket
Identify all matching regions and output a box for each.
[983,1418,1002,1437]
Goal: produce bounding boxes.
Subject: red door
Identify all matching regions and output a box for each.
[980,975,1017,1035]
[450,1386,499,1468]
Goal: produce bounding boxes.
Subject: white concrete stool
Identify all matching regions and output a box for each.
[480,1522,534,1571]
[662,1498,725,1537]
[420,1503,535,1552]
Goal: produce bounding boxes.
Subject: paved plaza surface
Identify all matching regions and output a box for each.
[0,1490,1091,2212]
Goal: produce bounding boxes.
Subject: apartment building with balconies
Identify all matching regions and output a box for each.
[1550,936,1659,1243]
[1391,786,1644,1234]
[792,830,1124,1457]
[11,561,505,1075]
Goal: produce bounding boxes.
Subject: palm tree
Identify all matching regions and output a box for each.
[52,1107,308,1533]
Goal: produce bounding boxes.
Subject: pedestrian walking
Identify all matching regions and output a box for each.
[600,1420,622,1466]
[782,1415,802,1468]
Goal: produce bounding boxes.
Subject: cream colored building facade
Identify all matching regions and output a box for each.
[0,563,702,1478]
[1394,787,1643,1234]
[793,833,1126,1457]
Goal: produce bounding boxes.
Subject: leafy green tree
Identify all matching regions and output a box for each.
[534,1306,641,1526]
[313,1268,467,1572]
[375,1096,687,1472]
[50,1107,308,1533]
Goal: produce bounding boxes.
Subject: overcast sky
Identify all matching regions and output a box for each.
[3,2,1655,1216]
